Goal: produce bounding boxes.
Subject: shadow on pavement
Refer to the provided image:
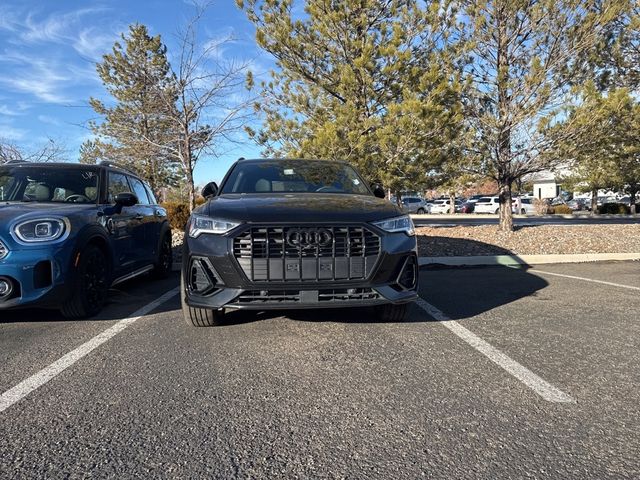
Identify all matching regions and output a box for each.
[0,272,179,324]
[418,237,549,320]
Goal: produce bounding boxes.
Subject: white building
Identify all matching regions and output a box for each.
[529,171,561,199]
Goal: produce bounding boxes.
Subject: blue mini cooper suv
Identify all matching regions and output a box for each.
[0,161,172,318]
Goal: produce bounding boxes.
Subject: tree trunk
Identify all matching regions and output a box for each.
[395,191,402,209]
[630,188,637,215]
[590,188,598,215]
[449,191,456,214]
[186,167,195,212]
[498,181,513,231]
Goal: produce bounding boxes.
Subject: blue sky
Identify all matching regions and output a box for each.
[0,0,272,185]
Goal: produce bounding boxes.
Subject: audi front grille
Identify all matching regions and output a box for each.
[233,226,381,282]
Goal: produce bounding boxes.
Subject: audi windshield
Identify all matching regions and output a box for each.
[0,165,100,203]
[220,160,371,195]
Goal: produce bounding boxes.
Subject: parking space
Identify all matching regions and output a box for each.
[1,262,639,477]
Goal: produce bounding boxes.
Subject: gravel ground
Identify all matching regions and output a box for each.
[171,230,185,264]
[417,224,640,256]
[171,224,640,260]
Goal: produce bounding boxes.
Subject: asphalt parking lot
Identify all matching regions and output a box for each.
[1,262,639,479]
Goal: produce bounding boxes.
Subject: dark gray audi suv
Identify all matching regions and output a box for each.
[181,158,418,326]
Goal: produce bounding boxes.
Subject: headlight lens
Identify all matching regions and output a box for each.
[14,217,68,243]
[188,214,240,238]
[371,215,415,236]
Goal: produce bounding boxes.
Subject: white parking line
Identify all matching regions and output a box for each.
[0,288,179,414]
[416,298,575,403]
[532,269,640,291]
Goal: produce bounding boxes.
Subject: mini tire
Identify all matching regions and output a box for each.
[375,302,409,322]
[494,208,500,214]
[521,208,526,214]
[152,232,172,279]
[61,245,110,319]
[417,208,425,214]
[181,276,224,327]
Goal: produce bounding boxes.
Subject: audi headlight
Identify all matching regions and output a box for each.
[13,217,70,243]
[188,214,240,238]
[371,215,415,236]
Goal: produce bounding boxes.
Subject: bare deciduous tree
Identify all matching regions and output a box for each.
[138,4,256,210]
[0,138,68,164]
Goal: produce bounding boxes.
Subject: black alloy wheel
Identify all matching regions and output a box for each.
[61,245,110,319]
[153,233,173,279]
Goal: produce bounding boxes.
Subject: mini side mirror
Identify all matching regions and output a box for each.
[371,183,386,199]
[114,192,138,207]
[202,182,219,199]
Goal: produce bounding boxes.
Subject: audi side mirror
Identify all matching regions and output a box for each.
[371,183,386,199]
[202,182,218,199]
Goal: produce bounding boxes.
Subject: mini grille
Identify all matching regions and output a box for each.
[233,226,381,282]
[0,240,8,260]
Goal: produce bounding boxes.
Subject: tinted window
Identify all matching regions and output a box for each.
[478,197,490,202]
[108,172,130,203]
[221,160,370,195]
[128,177,150,205]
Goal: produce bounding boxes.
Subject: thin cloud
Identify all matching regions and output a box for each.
[0,122,27,140]
[0,104,21,116]
[20,7,109,44]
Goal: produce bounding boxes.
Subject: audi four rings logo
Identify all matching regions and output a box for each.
[286,228,333,249]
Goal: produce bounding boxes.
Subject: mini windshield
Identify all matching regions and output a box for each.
[220,160,371,195]
[0,165,100,203]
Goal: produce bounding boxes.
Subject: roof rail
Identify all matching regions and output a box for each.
[99,160,137,175]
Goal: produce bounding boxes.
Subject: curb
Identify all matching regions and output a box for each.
[419,253,640,267]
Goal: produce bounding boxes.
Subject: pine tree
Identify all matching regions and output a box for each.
[87,24,179,194]
[239,0,464,199]
[458,0,624,230]
[551,85,640,213]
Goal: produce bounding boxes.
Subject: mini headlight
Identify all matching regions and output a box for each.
[14,217,69,243]
[188,214,240,238]
[371,215,415,236]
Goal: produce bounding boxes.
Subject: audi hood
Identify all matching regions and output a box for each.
[201,193,402,223]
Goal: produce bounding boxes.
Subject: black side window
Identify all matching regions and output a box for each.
[128,176,150,205]
[108,172,130,203]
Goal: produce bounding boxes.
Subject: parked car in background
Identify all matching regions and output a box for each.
[512,197,536,214]
[0,161,172,318]
[465,194,486,204]
[459,201,475,213]
[567,198,588,211]
[430,199,462,214]
[401,196,430,214]
[474,196,501,214]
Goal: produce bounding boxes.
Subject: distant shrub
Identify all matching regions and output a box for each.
[598,203,630,215]
[533,198,549,215]
[553,205,573,215]
[161,202,191,230]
